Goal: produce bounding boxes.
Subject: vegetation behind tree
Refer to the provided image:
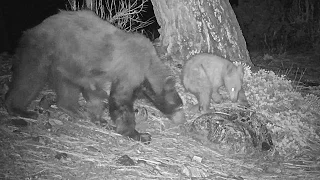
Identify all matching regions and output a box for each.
[234,0,320,54]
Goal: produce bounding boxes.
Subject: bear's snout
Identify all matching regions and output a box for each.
[169,108,186,124]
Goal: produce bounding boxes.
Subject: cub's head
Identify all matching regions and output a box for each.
[224,65,244,103]
[143,77,185,124]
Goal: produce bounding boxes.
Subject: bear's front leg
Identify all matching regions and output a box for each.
[237,88,250,107]
[198,89,212,112]
[109,80,151,143]
[211,86,222,104]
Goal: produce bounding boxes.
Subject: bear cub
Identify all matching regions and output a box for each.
[182,53,249,112]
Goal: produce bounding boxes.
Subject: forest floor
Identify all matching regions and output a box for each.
[0,52,319,180]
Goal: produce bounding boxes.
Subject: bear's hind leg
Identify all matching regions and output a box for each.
[5,65,48,119]
[54,79,83,119]
[81,88,109,125]
[109,79,151,143]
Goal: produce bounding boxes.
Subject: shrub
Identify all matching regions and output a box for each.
[243,64,320,157]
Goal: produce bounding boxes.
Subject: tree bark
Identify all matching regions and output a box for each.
[150,0,252,65]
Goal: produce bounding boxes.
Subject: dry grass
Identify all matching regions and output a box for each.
[0,104,319,179]
[67,0,154,32]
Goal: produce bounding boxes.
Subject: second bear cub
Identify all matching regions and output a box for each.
[182,53,249,112]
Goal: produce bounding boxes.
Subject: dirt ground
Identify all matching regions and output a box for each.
[0,52,319,180]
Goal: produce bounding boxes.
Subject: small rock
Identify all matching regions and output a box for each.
[192,155,202,163]
[55,153,68,160]
[116,155,135,166]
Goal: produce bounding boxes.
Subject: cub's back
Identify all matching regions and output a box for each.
[184,53,234,84]
[191,53,232,69]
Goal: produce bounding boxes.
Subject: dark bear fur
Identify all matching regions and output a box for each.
[5,10,185,142]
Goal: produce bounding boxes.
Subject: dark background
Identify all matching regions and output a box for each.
[0,0,66,53]
[0,0,319,55]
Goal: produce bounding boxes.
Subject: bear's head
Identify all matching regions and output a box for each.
[224,65,244,103]
[160,78,185,124]
[142,77,185,124]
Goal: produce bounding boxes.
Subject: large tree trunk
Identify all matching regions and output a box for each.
[150,0,252,65]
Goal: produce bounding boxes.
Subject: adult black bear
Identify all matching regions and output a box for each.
[5,10,185,143]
